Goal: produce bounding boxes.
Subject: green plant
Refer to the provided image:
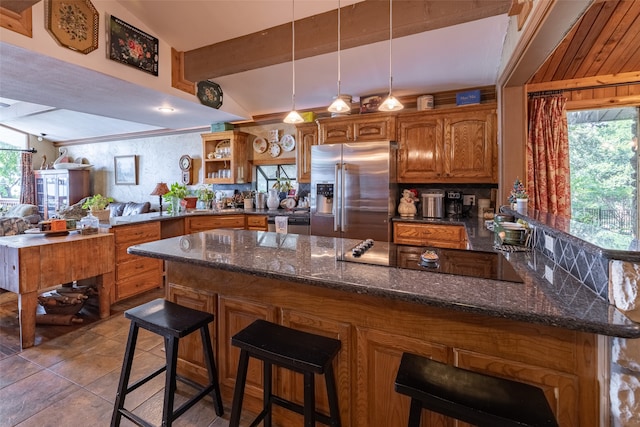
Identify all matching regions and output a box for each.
[163,182,188,201]
[82,194,113,210]
[508,178,528,203]
[272,177,293,193]
[196,185,215,202]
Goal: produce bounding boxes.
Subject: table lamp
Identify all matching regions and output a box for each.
[150,182,170,215]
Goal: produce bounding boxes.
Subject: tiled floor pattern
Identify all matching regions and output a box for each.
[0,290,242,427]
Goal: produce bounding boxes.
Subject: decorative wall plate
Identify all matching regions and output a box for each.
[196,80,223,109]
[45,0,99,54]
[280,134,296,151]
[269,143,281,158]
[253,137,267,154]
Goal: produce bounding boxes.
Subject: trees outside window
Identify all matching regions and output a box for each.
[568,107,638,238]
[255,164,297,194]
[0,142,21,201]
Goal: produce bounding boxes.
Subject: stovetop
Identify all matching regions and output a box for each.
[338,240,523,283]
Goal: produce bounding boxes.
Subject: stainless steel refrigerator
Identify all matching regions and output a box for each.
[310,141,397,241]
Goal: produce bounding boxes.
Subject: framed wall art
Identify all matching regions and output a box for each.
[45,0,99,54]
[359,94,384,114]
[114,155,138,185]
[108,15,158,76]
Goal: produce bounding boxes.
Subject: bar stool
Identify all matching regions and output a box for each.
[394,352,559,427]
[111,298,223,427]
[229,319,342,427]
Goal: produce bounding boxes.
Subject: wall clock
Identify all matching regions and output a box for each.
[179,155,192,185]
[269,143,281,158]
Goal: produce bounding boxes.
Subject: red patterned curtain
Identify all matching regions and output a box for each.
[526,94,571,216]
[20,152,35,204]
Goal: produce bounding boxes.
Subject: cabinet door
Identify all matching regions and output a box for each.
[353,116,395,142]
[186,214,245,233]
[397,115,444,183]
[443,109,496,182]
[393,222,466,249]
[296,123,318,183]
[356,327,450,427]
[321,120,352,144]
[245,215,268,231]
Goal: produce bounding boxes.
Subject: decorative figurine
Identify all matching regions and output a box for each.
[398,189,418,217]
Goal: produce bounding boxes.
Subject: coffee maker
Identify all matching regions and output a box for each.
[445,191,463,218]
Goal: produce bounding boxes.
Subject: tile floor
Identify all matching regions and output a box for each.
[0,289,235,427]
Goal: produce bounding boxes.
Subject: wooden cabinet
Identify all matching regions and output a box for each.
[397,104,496,183]
[34,169,90,219]
[185,214,245,234]
[112,222,163,302]
[245,215,268,231]
[393,222,467,249]
[318,114,395,144]
[296,123,318,183]
[164,262,596,427]
[202,131,249,184]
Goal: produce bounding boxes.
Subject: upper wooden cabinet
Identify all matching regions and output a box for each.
[397,104,497,183]
[318,114,395,144]
[295,123,318,183]
[202,131,249,184]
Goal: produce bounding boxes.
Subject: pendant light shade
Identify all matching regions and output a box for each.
[328,0,350,114]
[284,0,304,124]
[379,0,403,112]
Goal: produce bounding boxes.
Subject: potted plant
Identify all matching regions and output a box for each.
[162,182,188,214]
[508,178,528,213]
[196,185,215,209]
[82,194,113,222]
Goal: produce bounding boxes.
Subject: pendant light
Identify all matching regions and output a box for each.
[284,0,304,124]
[327,0,350,114]
[378,0,403,112]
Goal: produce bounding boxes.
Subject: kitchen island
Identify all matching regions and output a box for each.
[129,229,639,426]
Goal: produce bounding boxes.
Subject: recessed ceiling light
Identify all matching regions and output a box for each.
[158,107,175,113]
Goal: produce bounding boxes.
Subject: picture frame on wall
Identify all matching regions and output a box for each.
[359,94,384,114]
[107,15,159,76]
[114,155,137,185]
[45,0,99,54]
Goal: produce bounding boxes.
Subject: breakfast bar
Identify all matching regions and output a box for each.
[129,229,640,426]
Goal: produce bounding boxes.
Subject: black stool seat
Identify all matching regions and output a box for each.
[111,298,223,427]
[229,319,342,427]
[394,352,559,427]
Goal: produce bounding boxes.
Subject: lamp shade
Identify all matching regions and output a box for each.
[150,182,170,196]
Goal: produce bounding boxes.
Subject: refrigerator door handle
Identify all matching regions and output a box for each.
[341,162,346,233]
[334,162,340,232]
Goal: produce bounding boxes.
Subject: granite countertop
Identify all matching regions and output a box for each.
[128,229,640,338]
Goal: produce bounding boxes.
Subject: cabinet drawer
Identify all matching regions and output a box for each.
[186,215,245,233]
[114,222,160,245]
[116,257,162,281]
[393,222,466,248]
[116,270,163,301]
[246,215,267,230]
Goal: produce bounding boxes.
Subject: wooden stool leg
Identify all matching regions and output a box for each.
[229,349,250,427]
[200,325,223,416]
[407,398,423,427]
[110,322,139,427]
[162,336,179,427]
[264,361,273,427]
[324,364,341,427]
[303,371,315,427]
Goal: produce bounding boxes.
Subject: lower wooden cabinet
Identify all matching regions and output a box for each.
[164,263,596,427]
[393,222,467,249]
[245,215,268,231]
[113,222,163,302]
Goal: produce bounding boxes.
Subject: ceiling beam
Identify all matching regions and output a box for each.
[0,0,39,14]
[182,0,511,82]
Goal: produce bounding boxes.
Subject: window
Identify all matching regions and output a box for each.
[568,107,638,238]
[0,127,28,202]
[255,164,297,193]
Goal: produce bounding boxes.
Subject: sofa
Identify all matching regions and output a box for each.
[108,201,151,217]
[0,204,41,237]
[4,204,41,225]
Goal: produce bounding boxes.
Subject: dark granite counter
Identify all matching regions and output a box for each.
[129,229,640,338]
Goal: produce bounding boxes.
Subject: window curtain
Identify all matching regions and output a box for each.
[20,152,35,204]
[526,94,571,217]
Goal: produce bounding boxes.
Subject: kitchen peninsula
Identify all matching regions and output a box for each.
[128,229,640,427]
